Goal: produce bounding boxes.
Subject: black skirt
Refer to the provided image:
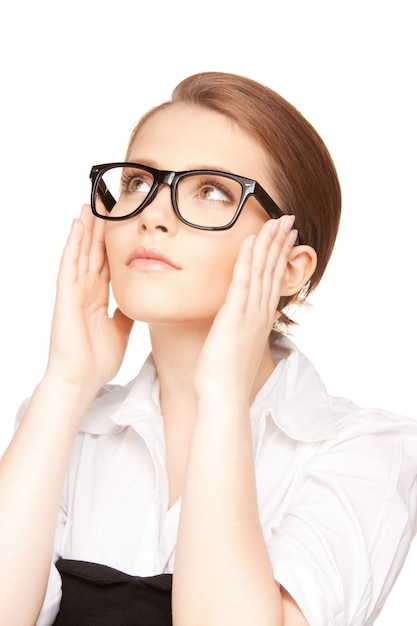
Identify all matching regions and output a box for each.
[52,559,172,625]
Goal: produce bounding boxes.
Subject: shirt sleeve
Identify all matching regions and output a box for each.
[267,413,417,625]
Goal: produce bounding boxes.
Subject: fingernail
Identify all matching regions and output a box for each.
[247,234,256,251]
[283,215,296,231]
[287,228,298,247]
[270,219,280,236]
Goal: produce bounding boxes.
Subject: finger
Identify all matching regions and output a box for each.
[100,253,110,282]
[77,204,94,275]
[88,207,107,274]
[58,217,84,287]
[258,216,295,280]
[250,216,295,312]
[268,222,298,311]
[265,216,296,305]
[243,219,280,308]
[222,234,255,312]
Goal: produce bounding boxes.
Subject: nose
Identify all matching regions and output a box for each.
[136,183,178,234]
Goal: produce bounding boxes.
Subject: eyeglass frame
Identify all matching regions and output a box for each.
[89,162,289,232]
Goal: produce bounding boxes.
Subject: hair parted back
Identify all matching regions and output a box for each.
[128,71,342,329]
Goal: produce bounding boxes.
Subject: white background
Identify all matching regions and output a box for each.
[0,1,415,623]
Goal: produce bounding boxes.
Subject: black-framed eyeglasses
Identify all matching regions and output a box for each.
[89,162,288,231]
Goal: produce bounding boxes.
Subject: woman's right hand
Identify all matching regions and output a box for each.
[45,204,134,393]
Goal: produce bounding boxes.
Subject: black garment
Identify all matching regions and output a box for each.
[53,559,172,625]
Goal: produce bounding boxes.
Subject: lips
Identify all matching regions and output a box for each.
[126,246,180,270]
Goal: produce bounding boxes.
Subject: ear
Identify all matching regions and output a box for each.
[280,244,317,296]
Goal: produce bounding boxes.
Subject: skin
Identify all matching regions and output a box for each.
[0,103,316,625]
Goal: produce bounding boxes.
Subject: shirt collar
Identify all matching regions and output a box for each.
[79,354,162,438]
[80,336,336,443]
[251,335,336,442]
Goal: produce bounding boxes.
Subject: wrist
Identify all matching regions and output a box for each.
[38,371,99,409]
[195,391,250,419]
[13,374,99,449]
[195,379,251,405]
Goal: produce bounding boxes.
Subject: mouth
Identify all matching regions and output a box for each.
[126,246,181,271]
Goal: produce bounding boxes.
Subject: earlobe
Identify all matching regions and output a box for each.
[281,245,317,296]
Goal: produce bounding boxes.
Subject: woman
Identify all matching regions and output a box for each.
[0,72,416,625]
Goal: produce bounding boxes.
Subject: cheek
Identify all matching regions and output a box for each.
[104,227,132,309]
[104,224,114,259]
[104,224,127,274]
[187,237,239,303]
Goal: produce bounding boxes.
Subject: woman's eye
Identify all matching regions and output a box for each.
[126,177,151,193]
[198,183,233,203]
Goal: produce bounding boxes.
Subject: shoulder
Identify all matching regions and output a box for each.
[269,334,417,449]
[329,395,417,459]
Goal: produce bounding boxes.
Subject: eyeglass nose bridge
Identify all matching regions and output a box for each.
[160,170,176,186]
[139,169,178,213]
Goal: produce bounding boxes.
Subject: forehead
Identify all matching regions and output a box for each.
[127,104,270,183]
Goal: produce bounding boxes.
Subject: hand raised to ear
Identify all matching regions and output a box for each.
[46,205,134,393]
[194,215,300,403]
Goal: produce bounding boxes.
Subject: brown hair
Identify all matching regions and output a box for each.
[128,71,342,328]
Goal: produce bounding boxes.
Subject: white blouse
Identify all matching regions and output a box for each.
[16,336,417,625]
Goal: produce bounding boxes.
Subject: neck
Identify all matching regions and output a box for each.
[148,322,276,426]
[148,322,276,508]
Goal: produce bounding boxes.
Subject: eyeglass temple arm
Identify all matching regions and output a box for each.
[253,183,285,220]
[254,184,300,244]
[97,179,116,212]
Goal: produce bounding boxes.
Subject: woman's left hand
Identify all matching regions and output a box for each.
[194,215,298,403]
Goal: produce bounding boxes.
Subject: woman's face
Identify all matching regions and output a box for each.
[104,104,277,326]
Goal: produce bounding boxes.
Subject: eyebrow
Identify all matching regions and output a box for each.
[126,157,236,175]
